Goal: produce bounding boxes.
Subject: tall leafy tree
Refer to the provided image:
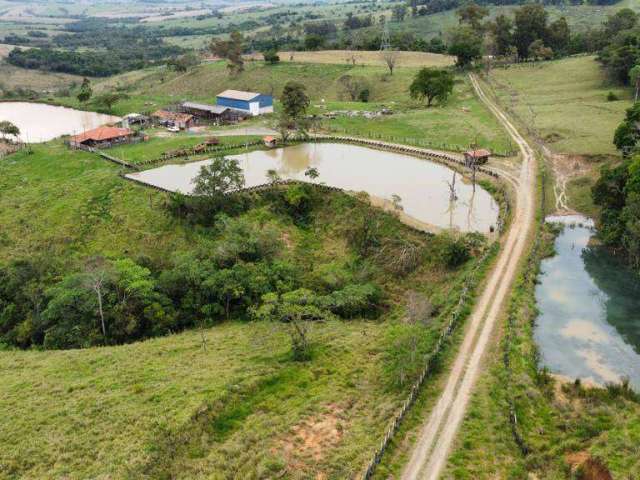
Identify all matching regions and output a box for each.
[280,81,311,133]
[409,68,455,107]
[210,30,244,75]
[547,17,570,55]
[491,14,513,56]
[513,4,548,59]
[448,26,482,67]
[77,77,92,103]
[456,2,489,31]
[193,157,246,202]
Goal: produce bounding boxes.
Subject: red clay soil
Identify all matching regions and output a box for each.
[566,451,613,480]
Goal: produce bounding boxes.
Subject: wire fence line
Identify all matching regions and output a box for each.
[324,126,518,158]
[361,240,498,479]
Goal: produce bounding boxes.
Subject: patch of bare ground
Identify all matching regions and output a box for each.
[566,451,613,480]
[278,404,347,477]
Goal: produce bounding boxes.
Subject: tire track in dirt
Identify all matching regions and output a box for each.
[400,73,537,480]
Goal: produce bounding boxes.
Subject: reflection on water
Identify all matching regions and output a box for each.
[126,143,499,232]
[0,102,120,143]
[535,215,640,388]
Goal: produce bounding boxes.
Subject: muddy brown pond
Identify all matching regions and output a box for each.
[535,215,640,389]
[126,143,499,233]
[0,102,120,143]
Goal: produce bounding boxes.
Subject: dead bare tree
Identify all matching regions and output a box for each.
[446,171,458,202]
[84,257,110,340]
[381,49,399,76]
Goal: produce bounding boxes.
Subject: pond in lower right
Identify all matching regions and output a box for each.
[534,215,640,389]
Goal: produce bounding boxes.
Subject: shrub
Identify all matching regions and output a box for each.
[607,91,619,101]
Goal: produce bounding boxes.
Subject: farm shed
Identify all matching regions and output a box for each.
[151,110,195,129]
[70,126,135,148]
[216,90,274,116]
[263,136,277,148]
[121,113,149,128]
[180,102,242,124]
[464,148,491,166]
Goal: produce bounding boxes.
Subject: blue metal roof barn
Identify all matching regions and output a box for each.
[216,89,274,116]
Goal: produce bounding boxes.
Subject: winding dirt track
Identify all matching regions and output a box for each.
[400,74,537,480]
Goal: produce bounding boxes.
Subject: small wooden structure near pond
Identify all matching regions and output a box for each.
[464,148,491,167]
[263,136,277,148]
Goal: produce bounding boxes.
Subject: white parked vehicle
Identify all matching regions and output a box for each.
[166,125,180,133]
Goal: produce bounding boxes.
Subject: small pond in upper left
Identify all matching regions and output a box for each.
[0,102,120,143]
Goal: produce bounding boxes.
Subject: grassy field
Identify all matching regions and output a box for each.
[0,320,406,478]
[246,50,455,68]
[0,141,196,264]
[57,60,511,154]
[486,55,631,156]
[0,62,82,91]
[322,76,514,154]
[109,133,263,165]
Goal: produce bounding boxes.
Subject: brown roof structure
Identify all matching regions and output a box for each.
[71,126,133,144]
[464,149,491,159]
[151,110,194,123]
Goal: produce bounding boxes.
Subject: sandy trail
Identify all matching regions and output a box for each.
[400,73,537,480]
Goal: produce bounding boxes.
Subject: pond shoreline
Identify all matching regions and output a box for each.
[125,142,500,233]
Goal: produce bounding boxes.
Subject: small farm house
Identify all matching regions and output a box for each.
[216,90,273,116]
[70,126,135,148]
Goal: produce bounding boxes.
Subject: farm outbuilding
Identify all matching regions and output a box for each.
[216,90,274,116]
[464,149,491,166]
[151,110,195,129]
[180,102,243,124]
[70,126,135,148]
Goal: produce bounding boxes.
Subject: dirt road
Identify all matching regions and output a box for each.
[400,74,537,480]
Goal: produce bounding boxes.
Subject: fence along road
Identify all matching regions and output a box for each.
[400,73,537,480]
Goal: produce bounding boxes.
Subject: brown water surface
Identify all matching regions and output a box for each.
[0,102,120,143]
[126,143,499,232]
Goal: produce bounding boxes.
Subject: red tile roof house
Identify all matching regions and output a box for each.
[70,126,135,148]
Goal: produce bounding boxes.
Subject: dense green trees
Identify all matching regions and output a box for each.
[0,187,479,351]
[593,105,640,267]
[7,29,183,77]
[448,27,483,67]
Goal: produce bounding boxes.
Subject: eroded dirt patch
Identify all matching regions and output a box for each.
[278,404,346,476]
[566,451,613,480]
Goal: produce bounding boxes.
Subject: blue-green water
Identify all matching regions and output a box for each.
[534,215,640,388]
